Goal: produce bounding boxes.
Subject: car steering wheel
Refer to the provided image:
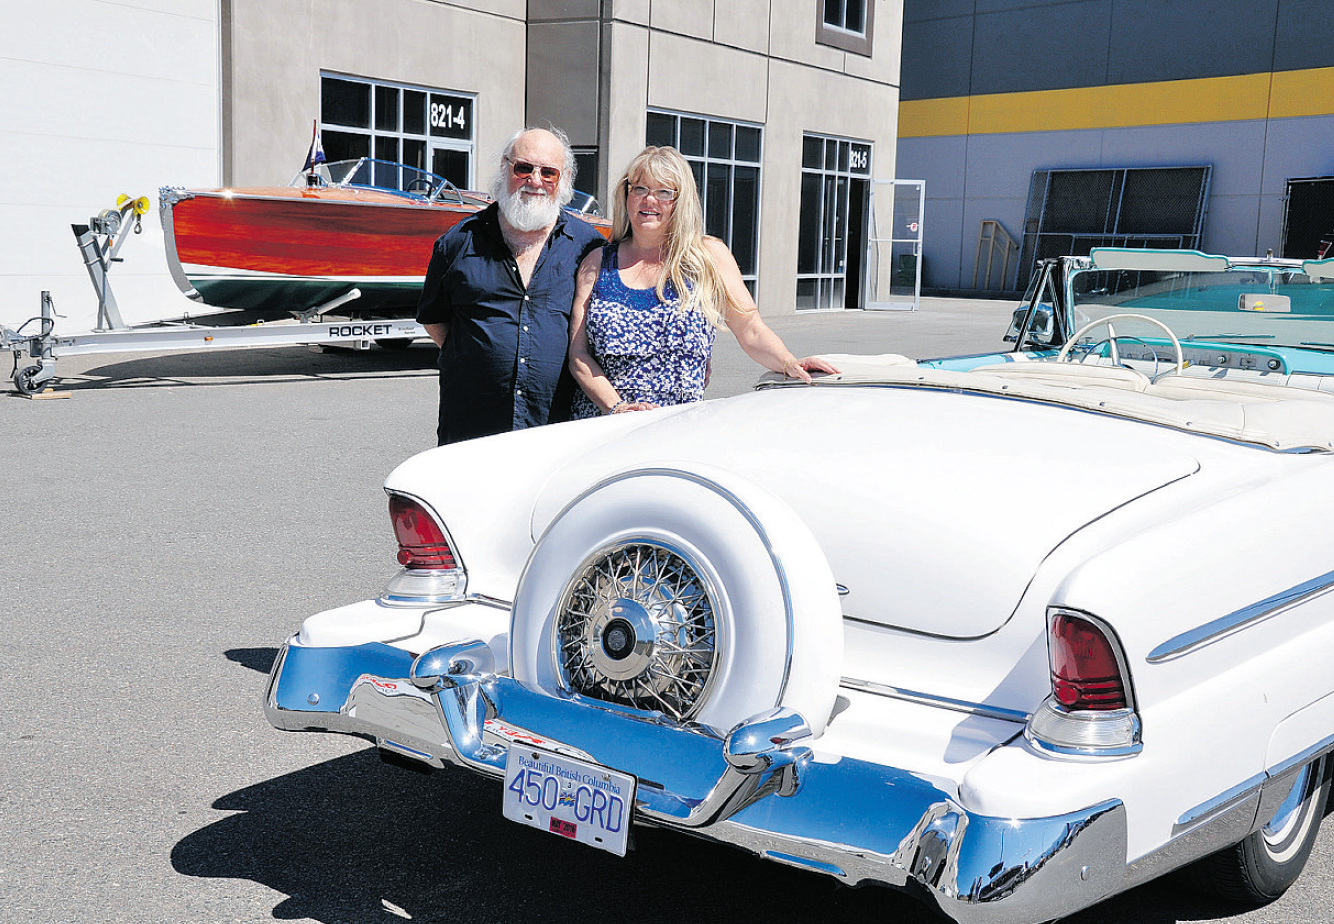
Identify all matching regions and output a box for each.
[1056,313,1184,375]
[405,177,435,194]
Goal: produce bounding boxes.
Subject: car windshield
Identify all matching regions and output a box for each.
[1068,259,1334,352]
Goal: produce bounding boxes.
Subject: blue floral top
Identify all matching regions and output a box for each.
[572,242,717,419]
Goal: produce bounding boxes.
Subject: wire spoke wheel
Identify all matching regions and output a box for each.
[556,542,717,721]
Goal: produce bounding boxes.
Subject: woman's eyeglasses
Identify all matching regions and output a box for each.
[628,184,679,202]
[508,158,561,183]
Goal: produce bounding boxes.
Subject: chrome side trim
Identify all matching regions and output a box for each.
[1269,731,1334,781]
[1127,737,1334,889]
[533,467,798,705]
[840,677,1030,724]
[1172,772,1266,837]
[1170,732,1334,838]
[1147,568,1334,662]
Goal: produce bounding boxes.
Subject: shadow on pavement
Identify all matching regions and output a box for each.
[225,647,279,674]
[171,749,924,924]
[35,343,438,392]
[171,747,1252,924]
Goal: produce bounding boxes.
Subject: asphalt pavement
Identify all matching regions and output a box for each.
[3,296,1331,923]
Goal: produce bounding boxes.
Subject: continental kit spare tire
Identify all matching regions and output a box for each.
[509,466,844,735]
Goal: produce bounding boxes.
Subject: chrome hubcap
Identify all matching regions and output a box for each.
[1263,764,1311,846]
[557,542,717,721]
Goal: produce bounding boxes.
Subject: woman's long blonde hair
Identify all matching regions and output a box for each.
[611,146,733,327]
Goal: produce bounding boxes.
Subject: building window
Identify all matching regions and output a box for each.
[817,0,875,56]
[646,110,763,296]
[572,148,599,201]
[797,133,873,312]
[319,73,475,191]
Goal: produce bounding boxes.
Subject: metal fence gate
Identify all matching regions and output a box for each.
[1017,166,1212,288]
[1282,176,1334,259]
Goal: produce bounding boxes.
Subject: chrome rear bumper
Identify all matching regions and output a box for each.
[266,638,1127,924]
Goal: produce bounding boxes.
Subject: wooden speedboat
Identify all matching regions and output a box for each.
[160,158,611,317]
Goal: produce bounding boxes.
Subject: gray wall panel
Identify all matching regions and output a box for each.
[904,0,1333,99]
[527,20,601,145]
[921,195,968,290]
[1205,195,1269,257]
[906,134,970,198]
[962,130,1105,198]
[1096,121,1268,192]
[901,16,974,99]
[1275,0,1334,71]
[1108,0,1279,85]
[973,0,1091,11]
[903,0,977,24]
[971,1,1111,94]
[1260,117,1334,194]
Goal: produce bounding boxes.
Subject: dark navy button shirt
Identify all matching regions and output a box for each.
[417,203,604,444]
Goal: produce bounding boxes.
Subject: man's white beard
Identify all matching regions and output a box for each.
[498,188,561,232]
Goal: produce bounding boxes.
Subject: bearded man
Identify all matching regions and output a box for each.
[417,127,605,445]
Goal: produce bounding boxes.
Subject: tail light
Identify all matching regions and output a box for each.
[390,495,456,569]
[1026,609,1142,758]
[382,494,466,605]
[1049,611,1128,710]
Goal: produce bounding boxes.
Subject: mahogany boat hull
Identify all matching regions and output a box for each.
[160,186,483,315]
[160,184,611,317]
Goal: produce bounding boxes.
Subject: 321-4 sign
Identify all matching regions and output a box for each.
[429,94,472,139]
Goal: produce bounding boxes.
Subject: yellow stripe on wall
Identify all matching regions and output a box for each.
[899,67,1334,138]
[1271,67,1334,119]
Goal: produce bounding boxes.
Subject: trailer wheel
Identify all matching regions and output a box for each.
[14,365,43,395]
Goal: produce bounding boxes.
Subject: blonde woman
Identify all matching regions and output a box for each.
[568,146,838,417]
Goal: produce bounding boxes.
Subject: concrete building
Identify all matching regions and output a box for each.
[897,0,1334,296]
[3,1,905,335]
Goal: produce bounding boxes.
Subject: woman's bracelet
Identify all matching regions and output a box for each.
[607,399,628,415]
[782,357,801,377]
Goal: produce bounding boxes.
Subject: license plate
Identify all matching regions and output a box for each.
[502,746,636,856]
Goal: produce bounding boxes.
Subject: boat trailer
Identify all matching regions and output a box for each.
[2,195,427,396]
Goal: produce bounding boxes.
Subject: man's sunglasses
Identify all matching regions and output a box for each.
[508,158,561,183]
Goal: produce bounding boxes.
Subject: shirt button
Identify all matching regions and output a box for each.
[523,325,529,332]
[516,388,523,396]
[523,295,531,301]
[519,357,526,364]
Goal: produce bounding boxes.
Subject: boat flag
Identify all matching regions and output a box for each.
[303,120,326,172]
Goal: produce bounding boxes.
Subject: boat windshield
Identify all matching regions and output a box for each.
[566,189,604,217]
[291,158,492,207]
[1068,252,1334,353]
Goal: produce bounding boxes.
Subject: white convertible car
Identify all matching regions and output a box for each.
[267,249,1334,922]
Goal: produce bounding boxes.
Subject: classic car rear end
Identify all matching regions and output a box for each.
[266,250,1334,922]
